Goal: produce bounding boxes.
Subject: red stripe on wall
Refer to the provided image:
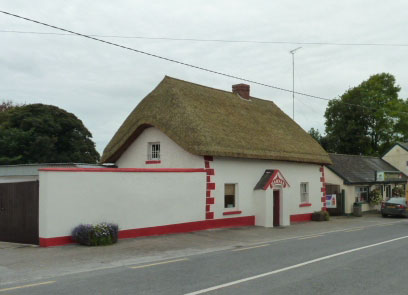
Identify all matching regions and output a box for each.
[206,169,215,176]
[290,213,313,223]
[145,160,161,164]
[206,212,214,219]
[206,190,211,198]
[206,197,215,204]
[39,236,74,247]
[223,210,242,215]
[207,183,215,190]
[39,216,255,247]
[39,168,207,173]
[204,156,213,161]
[299,203,312,207]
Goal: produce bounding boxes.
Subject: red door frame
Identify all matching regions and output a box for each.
[273,190,280,226]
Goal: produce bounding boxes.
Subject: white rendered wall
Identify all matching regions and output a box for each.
[39,171,206,238]
[324,167,387,213]
[116,127,203,168]
[211,157,323,225]
[383,145,408,176]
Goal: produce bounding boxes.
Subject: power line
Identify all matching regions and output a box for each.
[1,29,408,47]
[1,10,408,116]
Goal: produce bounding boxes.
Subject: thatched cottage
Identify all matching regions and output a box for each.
[101,76,331,227]
[1,76,332,247]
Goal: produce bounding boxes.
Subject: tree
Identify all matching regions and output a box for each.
[0,103,100,164]
[324,73,408,156]
[308,128,331,152]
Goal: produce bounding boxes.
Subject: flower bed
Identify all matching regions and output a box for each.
[72,223,118,246]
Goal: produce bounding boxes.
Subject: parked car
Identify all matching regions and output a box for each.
[381,197,408,218]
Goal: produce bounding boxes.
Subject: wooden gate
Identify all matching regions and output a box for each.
[325,184,345,216]
[0,181,39,244]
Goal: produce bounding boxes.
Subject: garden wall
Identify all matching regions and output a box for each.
[38,168,207,246]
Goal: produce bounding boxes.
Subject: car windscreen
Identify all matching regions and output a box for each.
[387,198,406,205]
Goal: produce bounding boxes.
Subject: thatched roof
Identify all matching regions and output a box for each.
[101,76,331,165]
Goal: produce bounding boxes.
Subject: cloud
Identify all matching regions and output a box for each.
[1,0,407,153]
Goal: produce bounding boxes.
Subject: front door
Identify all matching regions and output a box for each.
[273,190,280,226]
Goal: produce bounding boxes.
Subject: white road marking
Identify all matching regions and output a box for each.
[232,244,269,252]
[129,258,188,269]
[185,235,408,295]
[0,281,56,292]
[344,228,363,232]
[298,234,323,240]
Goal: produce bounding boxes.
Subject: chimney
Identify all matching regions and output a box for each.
[232,83,250,99]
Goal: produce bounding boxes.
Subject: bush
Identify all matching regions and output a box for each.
[368,189,383,205]
[72,223,118,246]
[392,186,405,197]
[311,210,330,221]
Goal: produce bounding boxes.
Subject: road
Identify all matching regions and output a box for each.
[2,220,408,294]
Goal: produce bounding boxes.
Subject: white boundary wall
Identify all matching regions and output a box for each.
[39,170,206,238]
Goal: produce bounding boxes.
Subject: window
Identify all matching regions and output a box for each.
[355,186,369,202]
[148,142,160,160]
[224,184,236,209]
[300,182,309,203]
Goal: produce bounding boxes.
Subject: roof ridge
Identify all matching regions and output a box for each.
[329,153,380,159]
[164,75,276,104]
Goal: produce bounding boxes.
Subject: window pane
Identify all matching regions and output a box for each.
[225,184,235,195]
[224,184,236,208]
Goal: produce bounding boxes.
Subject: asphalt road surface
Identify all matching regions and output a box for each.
[2,220,408,294]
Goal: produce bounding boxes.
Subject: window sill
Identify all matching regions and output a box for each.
[145,160,161,164]
[223,210,242,216]
[299,203,312,207]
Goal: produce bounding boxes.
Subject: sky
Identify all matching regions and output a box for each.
[1,0,407,155]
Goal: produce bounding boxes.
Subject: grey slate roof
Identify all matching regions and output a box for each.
[254,170,276,190]
[327,153,407,184]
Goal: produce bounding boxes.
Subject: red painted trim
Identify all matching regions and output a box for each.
[39,216,255,247]
[321,196,326,202]
[39,168,207,173]
[223,210,242,215]
[206,169,215,176]
[263,170,290,190]
[205,161,210,168]
[206,176,211,182]
[319,166,324,172]
[204,156,213,161]
[320,177,325,182]
[39,236,74,247]
[299,203,312,207]
[290,213,313,223]
[321,207,327,211]
[206,205,210,212]
[321,187,326,192]
[206,190,211,198]
[206,197,215,205]
[206,212,214,219]
[207,183,215,190]
[145,160,161,164]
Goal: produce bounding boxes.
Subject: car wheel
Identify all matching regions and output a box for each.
[382,214,388,218]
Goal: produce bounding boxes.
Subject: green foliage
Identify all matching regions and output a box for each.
[312,210,330,221]
[0,103,100,164]
[392,186,405,197]
[324,73,408,156]
[308,128,330,151]
[368,189,383,205]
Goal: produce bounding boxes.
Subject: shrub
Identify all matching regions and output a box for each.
[72,223,119,246]
[368,189,383,205]
[312,210,330,221]
[392,186,405,197]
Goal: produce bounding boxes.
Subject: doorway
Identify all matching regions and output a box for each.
[273,190,280,226]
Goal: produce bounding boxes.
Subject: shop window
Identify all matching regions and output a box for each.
[148,142,160,160]
[300,182,309,203]
[224,184,237,208]
[355,186,369,202]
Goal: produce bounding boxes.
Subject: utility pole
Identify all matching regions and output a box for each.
[289,47,302,120]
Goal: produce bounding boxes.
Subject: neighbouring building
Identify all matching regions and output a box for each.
[324,153,407,214]
[382,142,408,178]
[1,76,332,246]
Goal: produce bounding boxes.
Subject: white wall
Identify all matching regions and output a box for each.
[116,127,203,168]
[39,170,206,238]
[211,157,323,223]
[383,145,408,176]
